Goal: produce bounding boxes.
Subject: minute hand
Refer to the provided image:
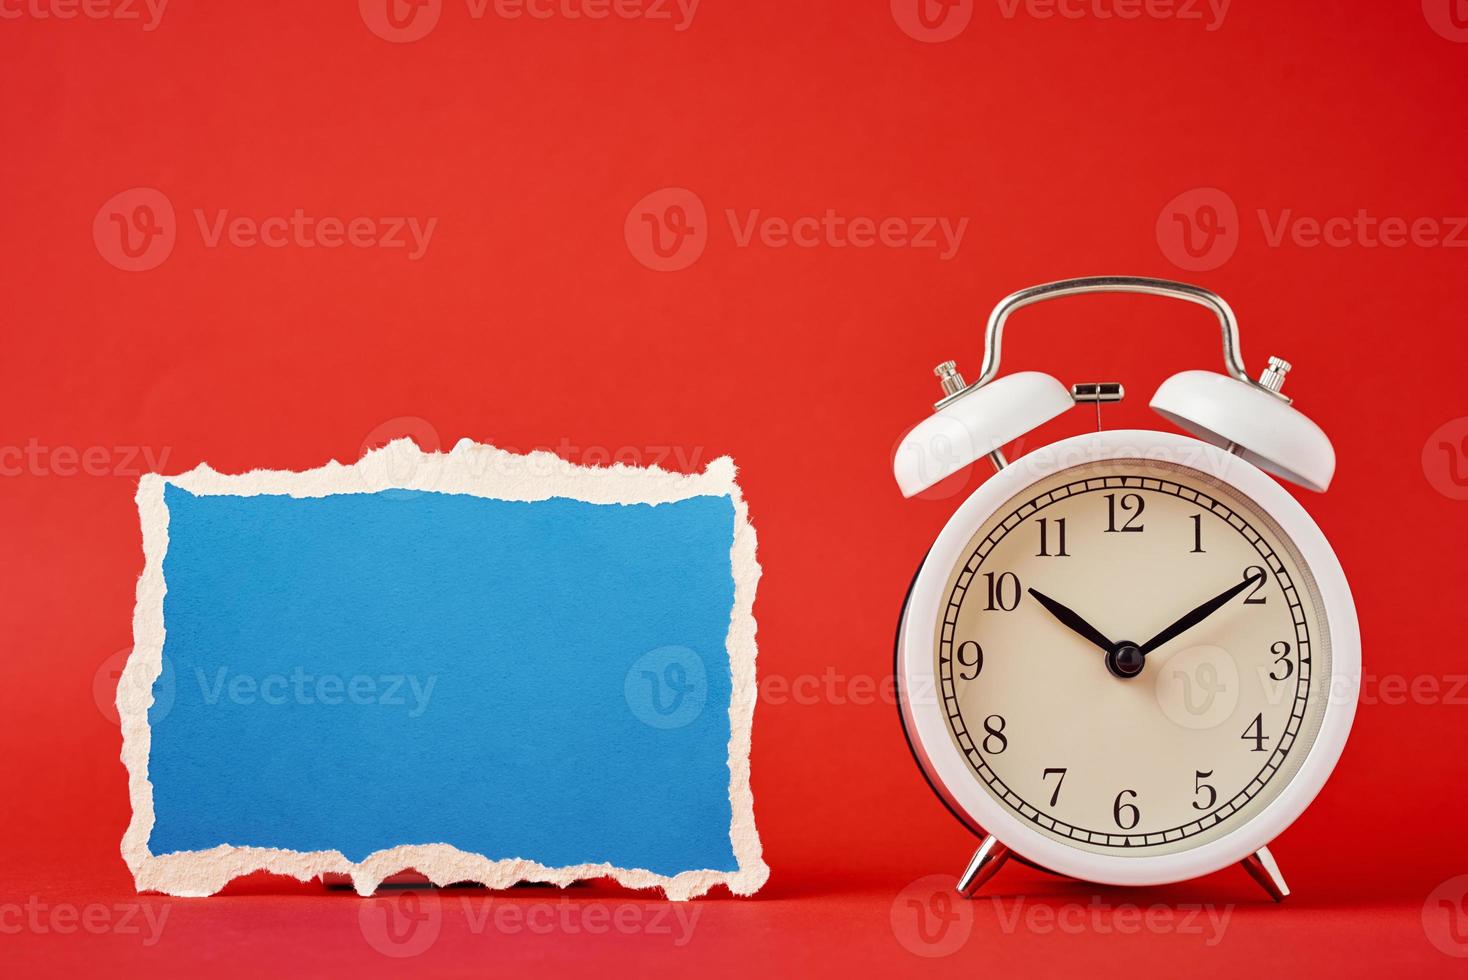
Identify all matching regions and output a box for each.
[1138,571,1266,656]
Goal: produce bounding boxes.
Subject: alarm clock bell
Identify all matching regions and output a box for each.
[893,276,1336,496]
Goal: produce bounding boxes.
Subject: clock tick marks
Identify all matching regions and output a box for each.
[937,470,1322,851]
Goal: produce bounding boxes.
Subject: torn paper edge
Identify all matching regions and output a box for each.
[119,438,769,900]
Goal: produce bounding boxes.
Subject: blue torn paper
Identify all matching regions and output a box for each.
[119,440,766,899]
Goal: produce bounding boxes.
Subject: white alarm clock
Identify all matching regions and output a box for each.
[893,277,1360,901]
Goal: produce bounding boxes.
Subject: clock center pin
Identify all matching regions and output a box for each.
[1106,642,1146,679]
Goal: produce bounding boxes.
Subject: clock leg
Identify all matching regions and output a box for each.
[956,835,1011,898]
[1240,845,1290,902]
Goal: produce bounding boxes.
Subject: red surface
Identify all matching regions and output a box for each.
[3,1,1468,975]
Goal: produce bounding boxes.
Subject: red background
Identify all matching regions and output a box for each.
[3,1,1467,975]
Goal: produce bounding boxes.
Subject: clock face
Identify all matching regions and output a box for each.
[934,457,1333,856]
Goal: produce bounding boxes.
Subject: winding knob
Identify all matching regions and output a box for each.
[934,360,969,404]
[1258,356,1292,397]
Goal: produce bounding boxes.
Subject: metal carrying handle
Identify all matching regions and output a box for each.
[973,276,1256,390]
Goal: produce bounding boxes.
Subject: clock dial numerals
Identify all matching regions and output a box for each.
[1192,770,1216,810]
[1242,566,1270,604]
[982,714,1008,754]
[936,463,1330,856]
[1112,790,1140,830]
[1269,640,1294,681]
[956,640,984,680]
[984,572,1023,611]
[1042,767,1067,806]
[1241,713,1269,752]
[1036,517,1070,557]
[1104,492,1146,533]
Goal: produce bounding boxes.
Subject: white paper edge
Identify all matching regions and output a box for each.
[118,438,769,900]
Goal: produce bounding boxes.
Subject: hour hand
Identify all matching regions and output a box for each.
[1026,588,1115,653]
